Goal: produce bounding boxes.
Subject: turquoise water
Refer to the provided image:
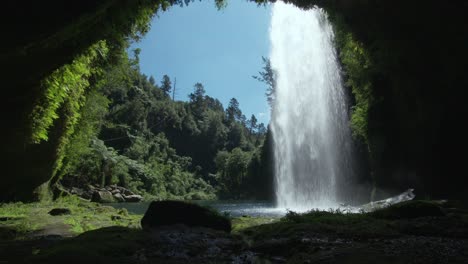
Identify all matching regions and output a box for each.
[109,200,286,217]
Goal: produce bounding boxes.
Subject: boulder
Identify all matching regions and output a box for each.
[122,189,135,196]
[91,190,115,203]
[48,208,71,216]
[123,194,143,202]
[82,190,93,200]
[141,200,231,233]
[70,187,84,196]
[113,193,126,203]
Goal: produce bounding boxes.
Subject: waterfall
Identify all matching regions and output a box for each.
[270,2,355,210]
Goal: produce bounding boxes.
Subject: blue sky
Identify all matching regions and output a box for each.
[132,0,272,124]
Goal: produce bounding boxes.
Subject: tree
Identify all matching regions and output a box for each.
[248,114,258,133]
[149,76,155,86]
[160,75,172,96]
[216,148,252,199]
[257,122,267,135]
[226,98,241,123]
[189,82,206,102]
[253,57,276,107]
[189,83,207,120]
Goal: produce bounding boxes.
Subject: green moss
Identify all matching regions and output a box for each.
[245,209,398,241]
[0,196,141,239]
[231,216,277,234]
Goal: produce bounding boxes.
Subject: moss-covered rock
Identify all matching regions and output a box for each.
[141,200,231,233]
[91,191,115,203]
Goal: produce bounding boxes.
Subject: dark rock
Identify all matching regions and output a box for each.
[113,193,126,202]
[141,200,231,233]
[122,189,135,196]
[82,191,93,200]
[123,194,143,202]
[49,208,71,216]
[91,190,115,203]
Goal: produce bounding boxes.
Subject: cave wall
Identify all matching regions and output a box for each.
[2,0,467,201]
[0,0,160,201]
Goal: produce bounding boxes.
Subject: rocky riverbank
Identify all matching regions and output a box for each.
[67,184,143,203]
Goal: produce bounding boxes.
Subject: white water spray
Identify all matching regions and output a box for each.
[270,2,355,210]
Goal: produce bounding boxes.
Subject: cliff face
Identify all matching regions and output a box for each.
[347,1,466,199]
[286,0,468,199]
[1,1,158,201]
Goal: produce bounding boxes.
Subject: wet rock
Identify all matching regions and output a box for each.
[360,188,416,212]
[113,193,126,202]
[48,208,71,216]
[124,194,143,202]
[141,200,231,232]
[91,190,115,203]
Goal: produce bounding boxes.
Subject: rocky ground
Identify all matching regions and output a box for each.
[1,199,468,263]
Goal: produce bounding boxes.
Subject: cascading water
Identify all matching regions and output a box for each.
[270,2,355,210]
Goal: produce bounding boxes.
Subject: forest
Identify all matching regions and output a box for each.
[1,0,468,263]
[54,46,273,201]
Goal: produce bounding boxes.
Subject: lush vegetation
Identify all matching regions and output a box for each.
[51,46,273,201]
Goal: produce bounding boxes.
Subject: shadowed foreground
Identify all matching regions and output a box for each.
[1,200,468,263]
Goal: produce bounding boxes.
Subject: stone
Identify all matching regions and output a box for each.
[122,189,135,196]
[91,190,115,203]
[141,200,231,233]
[48,208,71,216]
[113,193,126,203]
[123,194,143,202]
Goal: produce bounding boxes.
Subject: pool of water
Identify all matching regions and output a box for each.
[109,200,288,218]
[108,191,413,217]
